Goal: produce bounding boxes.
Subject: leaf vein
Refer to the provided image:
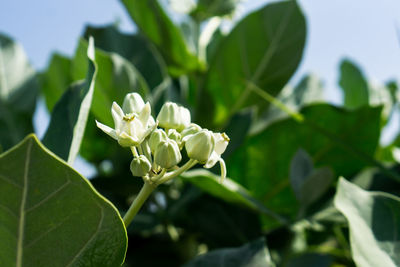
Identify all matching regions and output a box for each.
[65,203,105,267]
[25,180,71,213]
[16,138,32,267]
[0,174,22,189]
[0,203,18,219]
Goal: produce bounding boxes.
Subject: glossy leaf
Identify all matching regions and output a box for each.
[0,33,38,150]
[339,59,369,109]
[334,178,400,267]
[121,0,200,76]
[183,237,273,267]
[0,135,127,266]
[43,38,97,165]
[203,1,306,125]
[83,25,166,90]
[228,104,381,224]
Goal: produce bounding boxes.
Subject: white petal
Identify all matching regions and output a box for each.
[214,133,228,155]
[182,133,194,143]
[219,158,226,183]
[118,132,139,147]
[204,151,219,168]
[95,120,118,140]
[112,102,124,130]
[141,121,158,142]
[122,93,145,114]
[138,102,151,127]
[129,119,144,139]
[179,106,191,128]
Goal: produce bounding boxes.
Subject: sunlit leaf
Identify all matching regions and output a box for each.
[228,104,381,226]
[0,135,127,266]
[121,0,201,76]
[334,178,400,267]
[43,38,97,165]
[202,1,306,126]
[339,59,369,109]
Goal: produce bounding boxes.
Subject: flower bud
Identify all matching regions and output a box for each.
[156,102,191,131]
[130,155,151,177]
[154,139,182,169]
[181,123,202,141]
[149,129,168,154]
[185,129,215,163]
[122,93,145,114]
[167,129,181,144]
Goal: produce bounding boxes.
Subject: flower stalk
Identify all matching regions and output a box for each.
[123,181,155,227]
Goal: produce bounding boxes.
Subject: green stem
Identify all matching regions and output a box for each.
[156,159,197,185]
[130,146,139,157]
[123,181,156,227]
[151,168,166,183]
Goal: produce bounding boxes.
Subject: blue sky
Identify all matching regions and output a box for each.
[1,0,400,176]
[1,0,399,92]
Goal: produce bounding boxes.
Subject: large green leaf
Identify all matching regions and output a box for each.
[43,38,97,165]
[183,238,273,267]
[121,0,201,76]
[203,1,306,125]
[0,135,127,266]
[83,25,166,90]
[228,104,381,225]
[0,33,38,150]
[334,178,400,267]
[339,59,369,109]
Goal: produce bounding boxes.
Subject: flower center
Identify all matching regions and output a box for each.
[123,113,135,122]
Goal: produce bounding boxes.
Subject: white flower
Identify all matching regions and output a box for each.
[96,99,156,147]
[204,132,230,182]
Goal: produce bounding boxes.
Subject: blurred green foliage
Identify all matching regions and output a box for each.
[1,0,400,266]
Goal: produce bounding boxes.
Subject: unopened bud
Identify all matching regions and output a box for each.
[154,139,182,169]
[149,129,167,154]
[156,102,190,131]
[181,123,202,141]
[185,129,215,163]
[130,155,151,177]
[122,92,145,114]
[167,129,181,144]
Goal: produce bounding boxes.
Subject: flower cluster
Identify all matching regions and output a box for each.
[96,93,229,185]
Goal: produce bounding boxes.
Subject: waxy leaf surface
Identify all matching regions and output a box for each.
[334,178,400,267]
[0,135,127,267]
